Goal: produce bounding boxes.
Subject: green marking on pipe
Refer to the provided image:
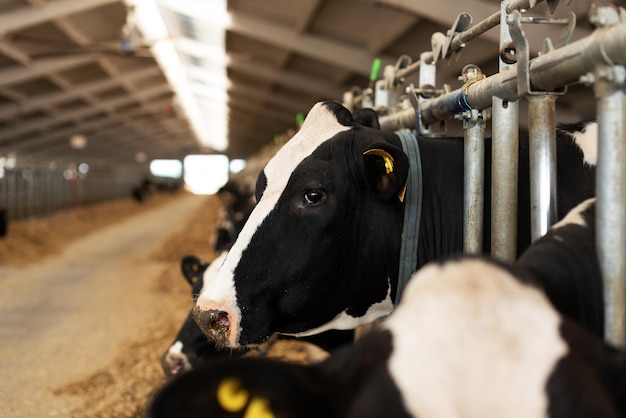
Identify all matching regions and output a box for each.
[370,58,382,82]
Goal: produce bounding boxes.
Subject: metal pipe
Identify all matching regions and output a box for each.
[379,20,626,130]
[528,95,558,241]
[463,110,486,254]
[490,0,520,262]
[491,100,519,261]
[594,64,626,348]
[394,0,543,79]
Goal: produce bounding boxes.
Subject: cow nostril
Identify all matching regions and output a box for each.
[193,306,231,346]
[199,309,230,328]
[216,310,230,328]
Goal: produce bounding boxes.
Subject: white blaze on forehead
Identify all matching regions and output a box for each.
[386,259,568,418]
[196,251,241,346]
[196,251,235,314]
[197,251,229,298]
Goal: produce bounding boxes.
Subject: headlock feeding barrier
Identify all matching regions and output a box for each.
[342,0,626,348]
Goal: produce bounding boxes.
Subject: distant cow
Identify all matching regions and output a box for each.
[131,178,154,203]
[151,256,626,418]
[0,208,7,238]
[213,181,256,252]
[194,101,596,348]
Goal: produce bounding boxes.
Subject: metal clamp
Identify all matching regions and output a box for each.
[507,9,576,98]
[579,4,626,95]
[455,65,489,127]
[431,13,473,64]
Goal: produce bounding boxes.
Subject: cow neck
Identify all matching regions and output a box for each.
[394,129,423,305]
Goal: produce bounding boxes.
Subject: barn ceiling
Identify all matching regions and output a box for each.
[0,0,609,167]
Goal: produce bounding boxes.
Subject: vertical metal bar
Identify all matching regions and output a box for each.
[491,0,519,262]
[528,95,558,241]
[418,52,443,136]
[594,65,626,348]
[463,110,486,253]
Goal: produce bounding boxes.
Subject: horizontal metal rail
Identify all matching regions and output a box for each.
[380,19,626,130]
[394,0,542,80]
[378,8,626,348]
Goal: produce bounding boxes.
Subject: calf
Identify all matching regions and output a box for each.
[151,257,626,418]
[194,101,596,348]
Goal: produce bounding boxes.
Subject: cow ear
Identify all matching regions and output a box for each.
[353,108,380,130]
[362,142,409,200]
[180,255,202,286]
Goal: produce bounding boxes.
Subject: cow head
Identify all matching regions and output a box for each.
[163,253,247,375]
[194,101,409,348]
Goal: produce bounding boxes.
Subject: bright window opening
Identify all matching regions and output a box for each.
[184,154,229,195]
[229,159,246,174]
[150,159,183,178]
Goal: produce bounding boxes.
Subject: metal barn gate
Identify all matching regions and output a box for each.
[343,0,626,347]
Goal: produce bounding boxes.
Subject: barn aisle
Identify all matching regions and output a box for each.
[0,193,209,417]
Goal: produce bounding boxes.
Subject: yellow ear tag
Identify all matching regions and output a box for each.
[363,149,394,174]
[217,377,249,412]
[364,148,406,202]
[244,396,276,418]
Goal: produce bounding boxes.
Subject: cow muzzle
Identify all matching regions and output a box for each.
[192,306,232,347]
[161,351,191,376]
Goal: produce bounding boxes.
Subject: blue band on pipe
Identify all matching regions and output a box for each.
[457,91,473,112]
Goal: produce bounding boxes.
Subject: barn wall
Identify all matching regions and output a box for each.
[0,159,150,221]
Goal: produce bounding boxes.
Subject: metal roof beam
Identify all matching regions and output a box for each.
[371,0,591,52]
[227,11,396,76]
[293,0,323,32]
[229,59,342,99]
[228,82,312,113]
[0,0,120,35]
[0,67,162,121]
[0,55,100,86]
[0,118,115,154]
[228,97,295,126]
[0,84,171,141]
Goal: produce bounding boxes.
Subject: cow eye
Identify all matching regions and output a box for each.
[304,189,326,205]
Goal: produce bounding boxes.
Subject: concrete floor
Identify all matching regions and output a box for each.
[0,193,207,417]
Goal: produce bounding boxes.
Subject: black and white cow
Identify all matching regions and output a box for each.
[162,253,246,376]
[0,208,7,238]
[194,101,596,348]
[151,256,626,418]
[515,197,604,339]
[163,253,354,376]
[213,181,256,252]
